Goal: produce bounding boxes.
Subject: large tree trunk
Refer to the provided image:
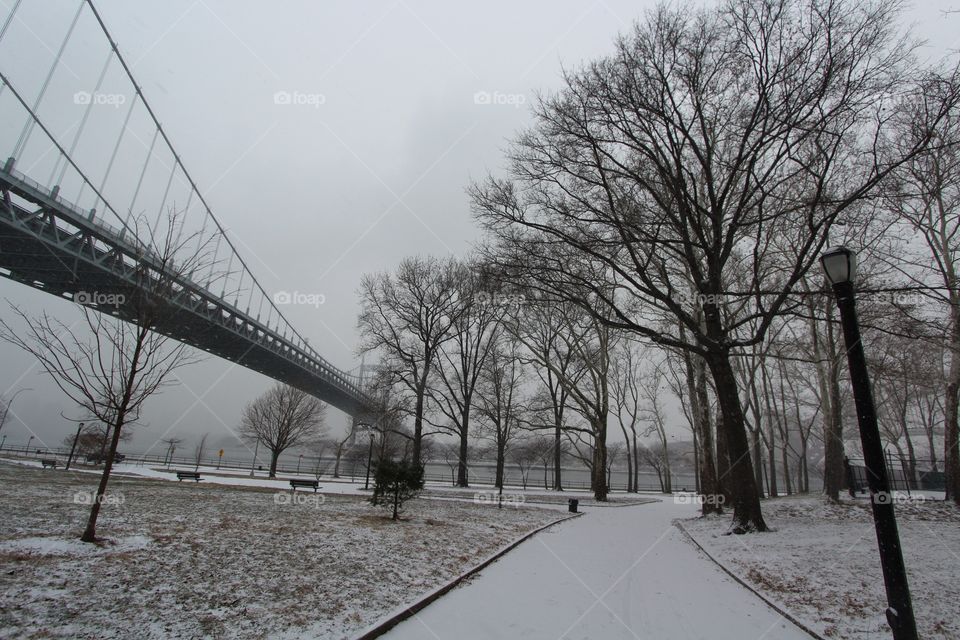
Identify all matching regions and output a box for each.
[456,415,470,487]
[592,421,608,501]
[495,441,505,488]
[682,339,722,513]
[269,450,280,478]
[705,349,768,533]
[411,380,426,468]
[715,406,732,504]
[553,419,563,491]
[945,308,960,504]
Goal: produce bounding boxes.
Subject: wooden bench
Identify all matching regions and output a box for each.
[40,459,58,469]
[289,479,319,492]
[176,471,202,482]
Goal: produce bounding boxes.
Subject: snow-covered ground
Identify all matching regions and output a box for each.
[0,461,562,639]
[382,499,812,640]
[682,495,960,639]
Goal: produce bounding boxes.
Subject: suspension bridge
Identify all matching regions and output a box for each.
[0,0,371,415]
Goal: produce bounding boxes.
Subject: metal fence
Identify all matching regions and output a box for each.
[847,455,945,493]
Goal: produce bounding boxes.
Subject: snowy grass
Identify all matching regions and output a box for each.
[0,462,561,639]
[682,494,960,639]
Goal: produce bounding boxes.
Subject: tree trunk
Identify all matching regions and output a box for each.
[269,450,280,478]
[715,406,732,504]
[945,309,960,504]
[751,427,764,497]
[81,419,125,542]
[592,421,608,501]
[553,422,563,490]
[412,382,426,469]
[456,421,469,487]
[686,347,721,513]
[822,305,846,503]
[705,349,768,533]
[495,441,505,488]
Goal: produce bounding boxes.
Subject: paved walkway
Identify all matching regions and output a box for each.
[383,500,811,640]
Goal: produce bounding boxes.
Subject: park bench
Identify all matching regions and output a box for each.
[289,479,320,492]
[176,471,202,482]
[40,459,58,469]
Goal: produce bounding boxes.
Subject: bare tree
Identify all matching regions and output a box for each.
[193,433,209,472]
[640,363,672,494]
[239,383,327,478]
[61,422,132,462]
[611,340,644,492]
[431,265,504,486]
[475,335,525,488]
[511,299,580,490]
[0,211,207,542]
[882,76,960,502]
[507,296,616,500]
[358,256,464,467]
[472,0,955,531]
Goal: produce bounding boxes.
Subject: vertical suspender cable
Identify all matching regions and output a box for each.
[127,127,158,224]
[11,0,84,160]
[56,48,115,190]
[95,92,139,226]
[0,0,24,101]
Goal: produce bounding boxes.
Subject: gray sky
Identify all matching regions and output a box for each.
[0,0,956,455]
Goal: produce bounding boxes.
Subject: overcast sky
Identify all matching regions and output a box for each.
[0,0,956,456]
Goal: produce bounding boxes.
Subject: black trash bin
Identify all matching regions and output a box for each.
[568,498,579,513]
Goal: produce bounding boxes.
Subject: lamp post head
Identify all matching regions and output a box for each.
[821,245,857,286]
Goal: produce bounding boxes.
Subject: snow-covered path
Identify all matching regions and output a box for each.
[382,500,812,640]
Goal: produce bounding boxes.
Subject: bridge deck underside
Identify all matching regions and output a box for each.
[0,183,368,416]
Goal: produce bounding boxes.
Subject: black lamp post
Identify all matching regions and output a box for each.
[364,432,375,490]
[65,422,84,471]
[820,246,918,640]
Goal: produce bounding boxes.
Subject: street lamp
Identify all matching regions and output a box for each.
[821,245,918,640]
[66,422,84,471]
[249,437,260,477]
[26,435,34,455]
[297,454,303,475]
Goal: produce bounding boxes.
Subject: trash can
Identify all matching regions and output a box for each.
[568,498,579,513]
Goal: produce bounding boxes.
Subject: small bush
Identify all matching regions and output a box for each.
[370,459,424,520]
